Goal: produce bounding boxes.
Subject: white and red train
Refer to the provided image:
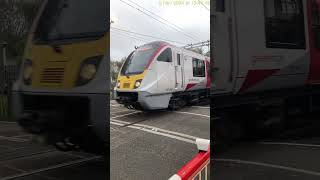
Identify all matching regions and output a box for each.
[212,0,320,146]
[115,41,210,110]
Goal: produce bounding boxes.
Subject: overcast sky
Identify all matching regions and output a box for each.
[110,0,210,61]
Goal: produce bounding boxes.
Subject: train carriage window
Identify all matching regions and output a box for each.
[312,0,320,48]
[157,48,172,62]
[177,54,181,65]
[193,58,205,77]
[264,0,306,49]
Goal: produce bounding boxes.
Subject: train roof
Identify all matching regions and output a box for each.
[142,41,210,60]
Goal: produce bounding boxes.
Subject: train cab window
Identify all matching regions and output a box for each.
[34,0,108,44]
[264,0,305,49]
[177,54,181,65]
[157,48,172,62]
[121,44,161,75]
[192,58,205,77]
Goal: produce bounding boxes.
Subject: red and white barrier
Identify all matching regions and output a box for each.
[169,139,210,180]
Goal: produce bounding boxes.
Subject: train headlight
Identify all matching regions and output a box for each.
[80,64,96,80]
[23,59,32,85]
[117,81,121,88]
[77,56,103,86]
[134,79,142,89]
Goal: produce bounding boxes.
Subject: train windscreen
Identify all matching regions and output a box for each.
[121,44,161,75]
[34,0,108,44]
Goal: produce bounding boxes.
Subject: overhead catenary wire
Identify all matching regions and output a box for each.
[125,0,200,41]
[184,40,210,49]
[111,29,154,42]
[111,33,147,44]
[119,0,199,42]
[111,27,186,45]
[111,29,149,43]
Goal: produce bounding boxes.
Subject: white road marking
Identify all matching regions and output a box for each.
[215,158,320,176]
[111,109,135,114]
[111,111,141,119]
[1,156,102,180]
[12,134,32,138]
[174,111,209,118]
[110,104,122,107]
[110,121,125,126]
[111,119,199,140]
[259,142,320,148]
[110,127,117,131]
[110,102,209,143]
[110,121,196,144]
[0,121,16,124]
[191,106,210,109]
[0,135,28,142]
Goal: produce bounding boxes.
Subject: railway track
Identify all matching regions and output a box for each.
[0,122,107,180]
[0,156,103,180]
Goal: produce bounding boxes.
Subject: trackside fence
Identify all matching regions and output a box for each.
[169,139,210,180]
[0,64,18,121]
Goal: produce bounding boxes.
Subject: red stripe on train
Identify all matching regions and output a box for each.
[205,59,211,88]
[307,0,320,84]
[239,69,279,93]
[186,83,197,90]
[145,44,167,69]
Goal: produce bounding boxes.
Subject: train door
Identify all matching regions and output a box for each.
[307,0,320,84]
[174,49,183,89]
[156,47,175,92]
[230,0,307,93]
[211,0,237,94]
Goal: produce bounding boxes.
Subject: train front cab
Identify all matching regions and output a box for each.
[115,42,175,110]
[11,0,109,154]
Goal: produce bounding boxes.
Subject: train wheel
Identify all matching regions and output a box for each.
[169,97,186,110]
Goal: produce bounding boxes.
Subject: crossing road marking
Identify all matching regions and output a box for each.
[215,158,320,177]
[111,119,199,140]
[190,106,210,109]
[259,142,320,148]
[174,111,209,118]
[0,135,28,142]
[111,111,141,119]
[110,118,203,145]
[111,121,196,144]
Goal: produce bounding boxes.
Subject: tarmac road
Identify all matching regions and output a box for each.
[110,100,210,180]
[213,113,320,180]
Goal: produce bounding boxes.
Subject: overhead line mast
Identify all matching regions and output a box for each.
[183,40,210,50]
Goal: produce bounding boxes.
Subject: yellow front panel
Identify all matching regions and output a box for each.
[24,33,109,89]
[117,71,146,90]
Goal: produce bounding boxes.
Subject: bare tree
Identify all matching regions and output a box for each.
[110,57,126,89]
[0,0,41,59]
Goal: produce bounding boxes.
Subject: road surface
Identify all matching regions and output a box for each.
[110,100,210,180]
